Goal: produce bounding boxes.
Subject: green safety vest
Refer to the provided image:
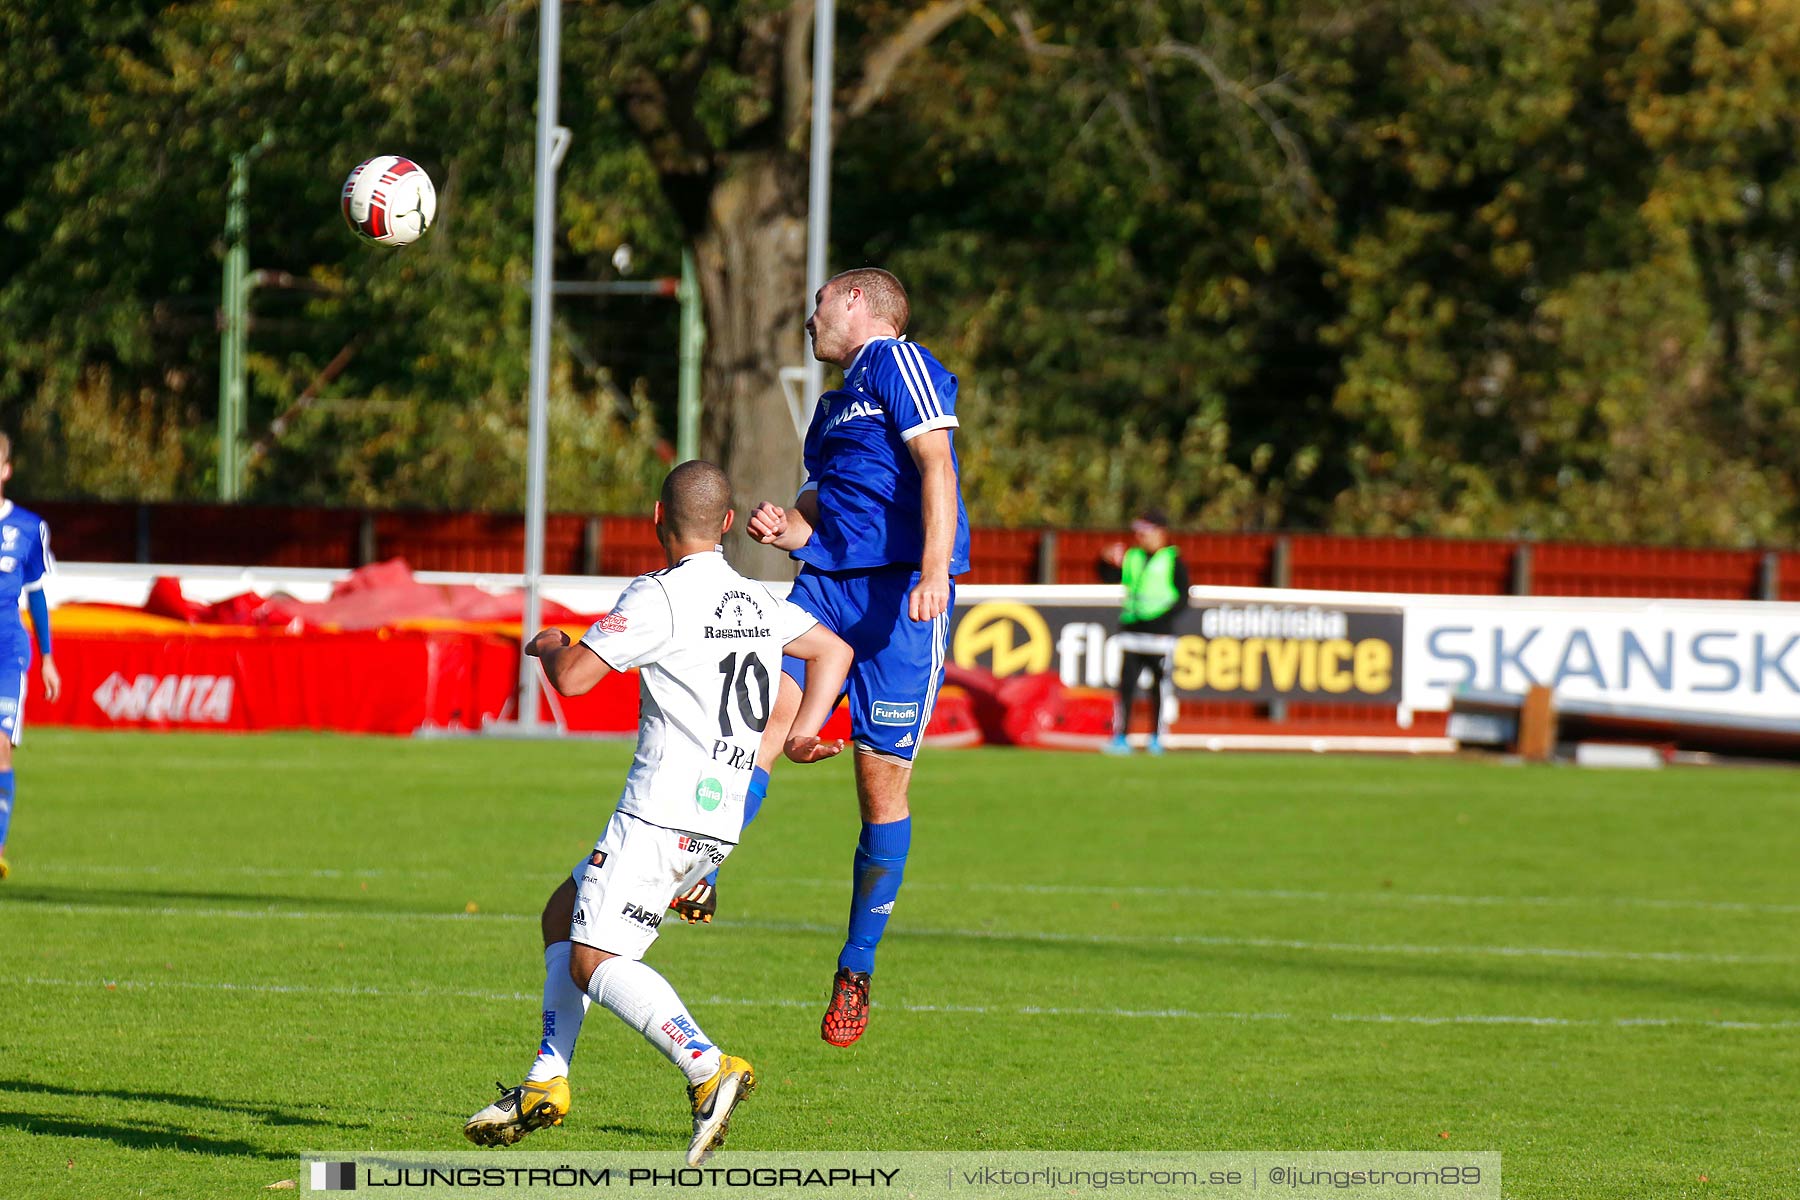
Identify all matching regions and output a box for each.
[1121,545,1182,623]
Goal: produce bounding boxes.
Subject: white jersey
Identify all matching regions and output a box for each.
[581,549,817,842]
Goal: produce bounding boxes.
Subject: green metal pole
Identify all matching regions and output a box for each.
[218,150,248,500]
[217,133,270,501]
[676,247,704,464]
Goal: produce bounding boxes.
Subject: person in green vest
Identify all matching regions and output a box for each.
[1097,510,1189,755]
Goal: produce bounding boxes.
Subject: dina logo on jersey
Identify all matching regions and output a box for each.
[870,699,919,726]
[695,777,725,811]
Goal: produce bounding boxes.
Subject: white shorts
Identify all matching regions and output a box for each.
[567,812,734,960]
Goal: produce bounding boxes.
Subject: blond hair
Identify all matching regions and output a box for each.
[829,267,910,335]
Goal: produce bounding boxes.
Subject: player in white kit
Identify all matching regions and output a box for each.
[464,462,853,1164]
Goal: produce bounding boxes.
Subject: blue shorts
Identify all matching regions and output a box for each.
[783,565,954,762]
[0,650,27,747]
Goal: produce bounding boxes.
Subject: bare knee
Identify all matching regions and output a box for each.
[0,741,12,772]
[568,942,616,992]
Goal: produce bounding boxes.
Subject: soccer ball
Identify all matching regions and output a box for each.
[341,155,436,247]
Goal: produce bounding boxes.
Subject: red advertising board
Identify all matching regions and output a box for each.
[31,630,523,734]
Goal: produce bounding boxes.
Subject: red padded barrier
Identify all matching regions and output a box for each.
[33,501,140,562]
[964,528,1040,584]
[1532,543,1761,600]
[373,511,588,575]
[1288,535,1515,595]
[149,504,364,568]
[1177,533,1277,588]
[597,515,664,577]
[30,629,517,733]
[1053,530,1129,584]
[1054,531,1275,587]
[19,499,1798,600]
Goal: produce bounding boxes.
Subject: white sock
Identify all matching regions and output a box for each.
[585,956,723,1086]
[526,942,590,1082]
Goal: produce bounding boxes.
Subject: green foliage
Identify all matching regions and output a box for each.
[845,0,1800,544]
[3,0,1798,545]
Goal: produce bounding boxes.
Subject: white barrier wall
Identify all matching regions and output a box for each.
[40,565,1800,725]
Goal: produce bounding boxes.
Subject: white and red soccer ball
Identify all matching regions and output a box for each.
[341,155,436,247]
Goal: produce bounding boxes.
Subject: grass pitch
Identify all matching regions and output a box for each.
[0,730,1795,1198]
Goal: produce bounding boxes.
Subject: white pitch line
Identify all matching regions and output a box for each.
[14,902,518,923]
[26,863,461,881]
[26,863,1800,915]
[11,976,1798,1033]
[7,901,1792,966]
[749,878,1800,917]
[729,918,1799,967]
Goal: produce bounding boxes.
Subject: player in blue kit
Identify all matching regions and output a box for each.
[0,434,62,880]
[743,267,970,1046]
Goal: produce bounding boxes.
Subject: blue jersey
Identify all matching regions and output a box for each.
[794,336,971,576]
[0,501,54,660]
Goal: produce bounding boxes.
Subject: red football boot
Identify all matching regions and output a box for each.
[821,967,871,1046]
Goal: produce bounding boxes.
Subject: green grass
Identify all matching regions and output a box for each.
[1,730,1796,1198]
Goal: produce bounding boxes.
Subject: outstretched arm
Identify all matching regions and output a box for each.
[780,623,854,763]
[526,628,612,696]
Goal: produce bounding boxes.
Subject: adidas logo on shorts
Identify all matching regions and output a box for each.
[894,732,915,749]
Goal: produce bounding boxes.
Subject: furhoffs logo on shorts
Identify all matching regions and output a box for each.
[870,699,919,726]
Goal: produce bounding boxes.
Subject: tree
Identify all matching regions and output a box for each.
[563,1,976,574]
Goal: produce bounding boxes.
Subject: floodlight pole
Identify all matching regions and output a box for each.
[517,0,564,732]
[801,0,836,411]
[677,248,704,463]
[218,131,272,501]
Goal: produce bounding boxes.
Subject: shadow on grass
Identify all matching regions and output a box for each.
[867,925,1800,1013]
[0,1109,291,1161]
[0,1078,350,1130]
[0,1078,660,1144]
[0,884,494,919]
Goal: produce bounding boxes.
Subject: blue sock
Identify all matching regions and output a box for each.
[840,816,911,974]
[704,767,771,889]
[0,770,13,848]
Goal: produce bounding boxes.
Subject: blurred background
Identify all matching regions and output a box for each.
[6,0,1797,549]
